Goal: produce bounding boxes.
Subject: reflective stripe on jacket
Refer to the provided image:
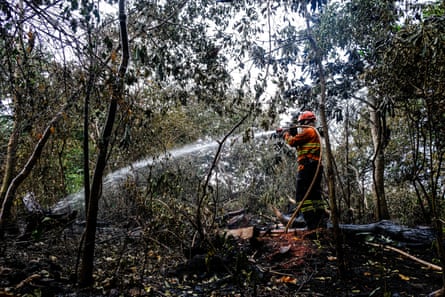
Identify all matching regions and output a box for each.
[301,199,326,212]
[285,127,320,162]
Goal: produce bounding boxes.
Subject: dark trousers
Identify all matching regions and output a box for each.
[295,159,325,229]
[295,159,322,202]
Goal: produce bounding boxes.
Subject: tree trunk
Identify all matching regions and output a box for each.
[83,68,95,213]
[78,0,129,287]
[0,121,20,206]
[368,100,390,220]
[305,15,346,276]
[434,218,445,289]
[344,103,351,210]
[0,121,20,236]
[0,0,25,230]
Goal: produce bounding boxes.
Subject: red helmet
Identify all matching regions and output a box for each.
[297,111,316,123]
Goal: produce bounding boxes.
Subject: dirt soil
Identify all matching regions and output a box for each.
[0,219,443,297]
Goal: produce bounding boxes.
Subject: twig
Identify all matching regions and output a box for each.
[194,113,250,239]
[366,242,442,271]
[296,271,315,294]
[428,287,444,297]
[15,273,40,289]
[267,269,296,277]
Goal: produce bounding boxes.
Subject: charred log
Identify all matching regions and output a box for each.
[338,220,435,247]
[272,207,436,247]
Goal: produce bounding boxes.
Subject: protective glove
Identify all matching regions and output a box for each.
[272,128,283,139]
[283,131,290,140]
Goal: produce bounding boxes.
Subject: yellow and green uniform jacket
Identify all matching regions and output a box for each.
[284,127,320,165]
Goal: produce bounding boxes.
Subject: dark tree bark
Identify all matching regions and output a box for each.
[83,63,95,214]
[78,0,129,287]
[339,220,436,246]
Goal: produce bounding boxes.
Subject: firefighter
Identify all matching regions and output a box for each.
[283,111,326,230]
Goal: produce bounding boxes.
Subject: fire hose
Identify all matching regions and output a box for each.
[275,125,324,233]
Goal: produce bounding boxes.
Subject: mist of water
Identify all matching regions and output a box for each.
[51,130,276,216]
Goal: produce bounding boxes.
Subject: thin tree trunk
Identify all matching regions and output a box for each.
[345,103,351,210]
[305,14,346,276]
[428,111,445,293]
[0,0,24,229]
[368,102,390,220]
[78,0,129,287]
[83,67,95,213]
[434,218,445,293]
[0,120,21,236]
[0,121,20,205]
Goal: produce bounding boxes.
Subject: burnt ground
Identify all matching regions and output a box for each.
[0,219,443,297]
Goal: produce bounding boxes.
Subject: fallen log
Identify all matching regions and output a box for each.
[217,205,442,250]
[338,220,436,247]
[272,207,437,246]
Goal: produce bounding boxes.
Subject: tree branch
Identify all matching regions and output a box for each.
[366,242,442,271]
